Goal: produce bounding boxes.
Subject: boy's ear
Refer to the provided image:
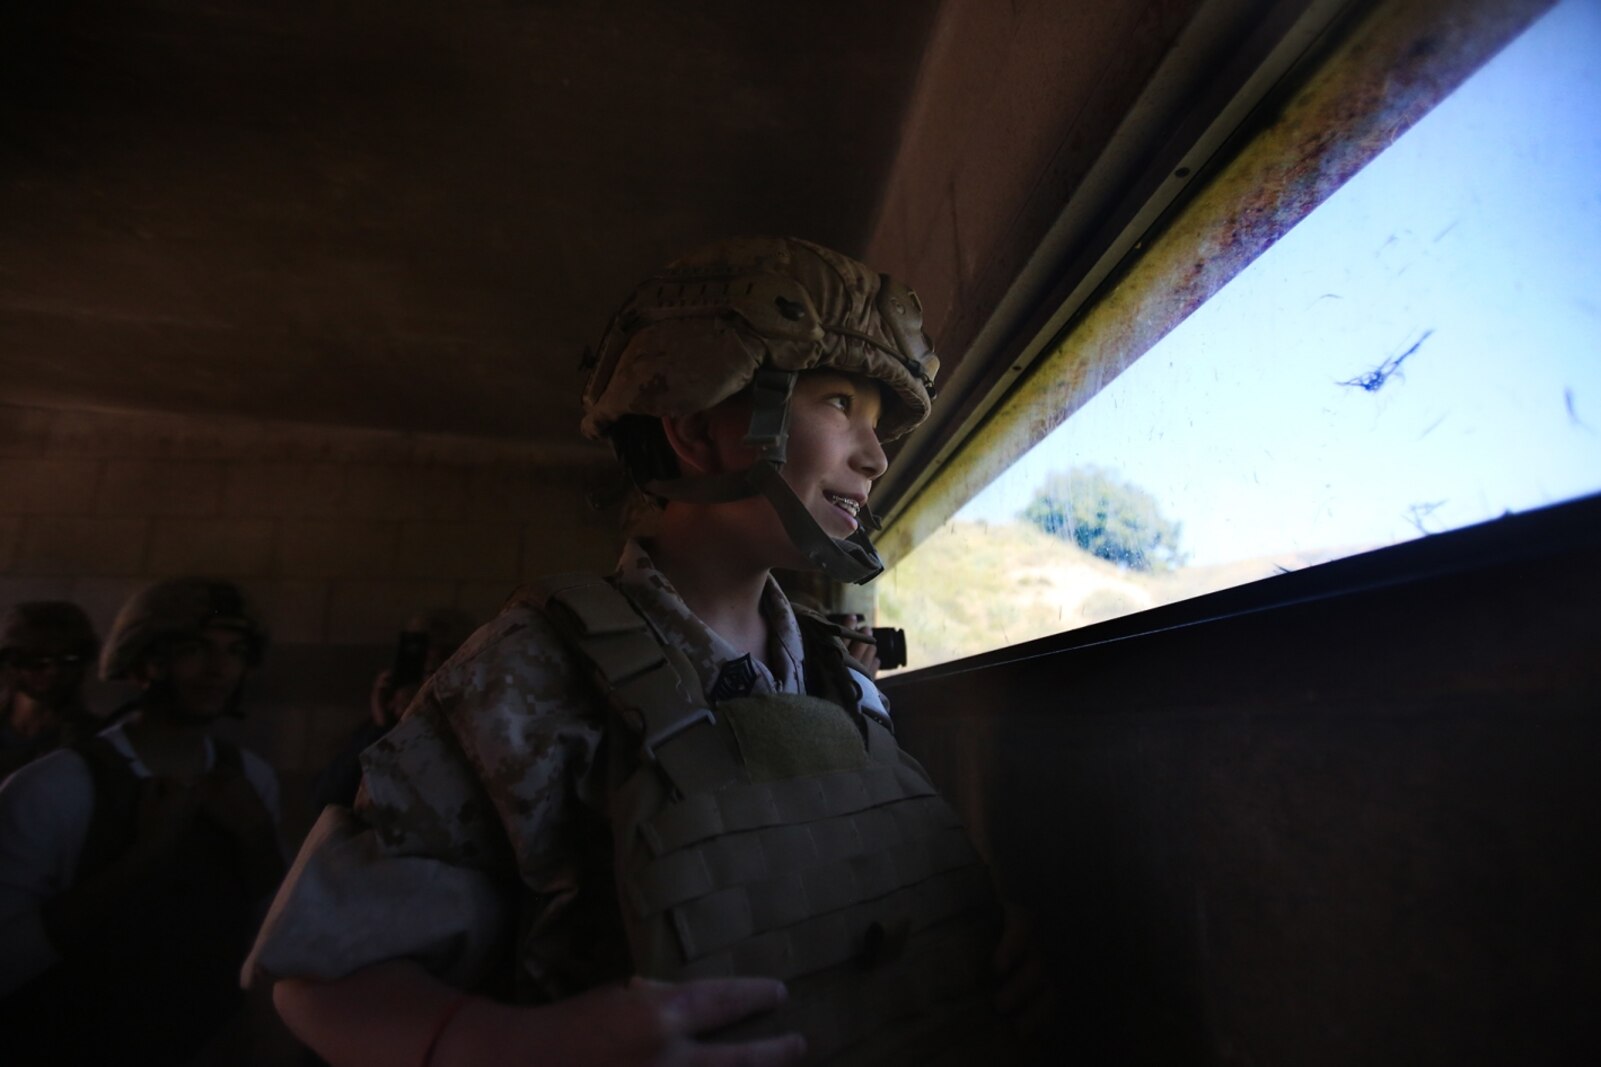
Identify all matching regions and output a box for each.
[660,411,720,475]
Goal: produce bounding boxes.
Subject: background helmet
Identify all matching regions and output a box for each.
[582,237,941,584]
[0,601,99,666]
[100,577,267,681]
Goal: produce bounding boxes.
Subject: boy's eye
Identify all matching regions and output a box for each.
[827,393,852,412]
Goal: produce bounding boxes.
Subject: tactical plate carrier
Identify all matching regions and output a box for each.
[533,573,1012,1064]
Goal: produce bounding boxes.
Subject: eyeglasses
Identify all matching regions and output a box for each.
[7,653,87,672]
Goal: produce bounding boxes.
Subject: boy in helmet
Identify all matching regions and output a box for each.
[0,601,101,780]
[0,577,284,1065]
[253,238,1040,1065]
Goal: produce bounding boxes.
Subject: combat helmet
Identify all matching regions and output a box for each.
[0,601,99,667]
[100,577,267,681]
[583,236,940,583]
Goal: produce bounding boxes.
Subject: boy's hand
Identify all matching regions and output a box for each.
[993,903,1053,1045]
[439,975,806,1067]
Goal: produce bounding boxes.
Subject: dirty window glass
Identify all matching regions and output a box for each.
[877,0,1601,672]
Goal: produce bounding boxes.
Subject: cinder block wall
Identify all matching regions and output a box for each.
[0,401,619,844]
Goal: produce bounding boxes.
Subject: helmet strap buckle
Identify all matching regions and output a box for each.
[747,463,885,585]
[743,367,795,463]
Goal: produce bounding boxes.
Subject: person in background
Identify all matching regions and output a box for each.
[311,607,475,812]
[0,602,101,781]
[0,577,283,1065]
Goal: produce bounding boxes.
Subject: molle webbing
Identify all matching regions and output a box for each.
[621,729,1001,1064]
[638,761,934,856]
[624,768,976,957]
[533,574,1005,1063]
[630,769,992,967]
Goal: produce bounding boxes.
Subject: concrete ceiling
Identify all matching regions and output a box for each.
[0,1,939,445]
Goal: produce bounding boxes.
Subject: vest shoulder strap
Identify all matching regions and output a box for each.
[531,573,741,795]
[72,735,141,881]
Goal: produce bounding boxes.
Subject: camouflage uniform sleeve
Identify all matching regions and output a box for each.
[245,601,608,990]
[421,602,608,890]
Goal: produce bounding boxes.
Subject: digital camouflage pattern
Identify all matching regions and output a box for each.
[582,236,940,443]
[246,541,817,999]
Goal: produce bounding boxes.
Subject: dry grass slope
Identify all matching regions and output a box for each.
[876,520,1365,671]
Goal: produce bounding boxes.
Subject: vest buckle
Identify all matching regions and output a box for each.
[638,705,718,764]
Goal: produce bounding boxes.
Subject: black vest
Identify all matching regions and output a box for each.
[0,737,265,1066]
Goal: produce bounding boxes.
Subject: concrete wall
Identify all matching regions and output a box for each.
[0,401,619,842]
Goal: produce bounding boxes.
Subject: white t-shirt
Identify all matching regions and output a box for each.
[0,722,280,996]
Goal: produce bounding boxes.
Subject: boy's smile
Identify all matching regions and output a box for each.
[823,489,864,528]
[781,371,887,539]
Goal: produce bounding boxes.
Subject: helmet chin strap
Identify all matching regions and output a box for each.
[747,462,885,584]
[644,463,885,584]
[640,368,886,584]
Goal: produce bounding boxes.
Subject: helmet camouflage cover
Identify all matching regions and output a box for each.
[582,236,940,443]
[581,237,942,584]
[100,577,267,681]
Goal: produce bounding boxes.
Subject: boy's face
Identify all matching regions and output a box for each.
[690,369,890,569]
[779,371,889,541]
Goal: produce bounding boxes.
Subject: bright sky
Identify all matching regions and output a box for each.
[955,0,1601,566]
